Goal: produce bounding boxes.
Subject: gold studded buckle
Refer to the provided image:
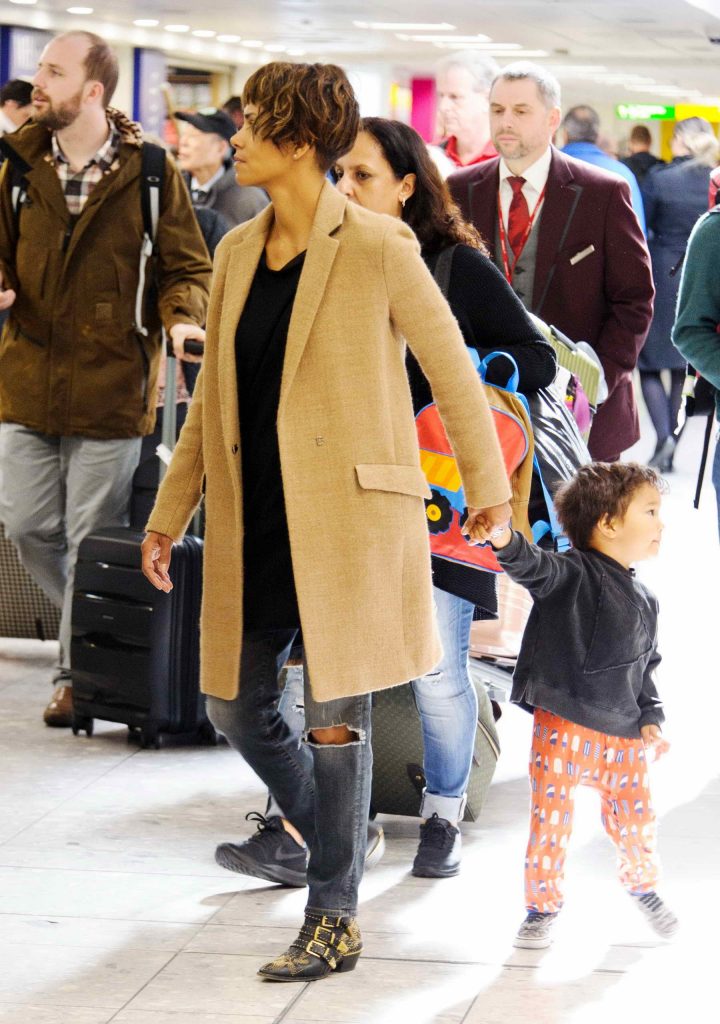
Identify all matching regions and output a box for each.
[305,939,328,959]
[313,925,334,943]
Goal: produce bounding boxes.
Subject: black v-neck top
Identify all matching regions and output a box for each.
[235,249,306,630]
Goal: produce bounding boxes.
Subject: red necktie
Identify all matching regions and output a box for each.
[507,176,529,257]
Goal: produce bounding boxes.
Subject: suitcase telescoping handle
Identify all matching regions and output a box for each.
[158,333,204,480]
[158,331,204,536]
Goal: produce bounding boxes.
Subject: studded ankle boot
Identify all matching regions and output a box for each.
[258,912,362,982]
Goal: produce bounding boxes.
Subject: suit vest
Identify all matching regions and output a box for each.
[493,208,543,312]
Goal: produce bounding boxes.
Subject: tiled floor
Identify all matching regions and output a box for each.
[0,415,717,1023]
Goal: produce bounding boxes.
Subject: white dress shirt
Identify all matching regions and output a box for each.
[498,147,552,229]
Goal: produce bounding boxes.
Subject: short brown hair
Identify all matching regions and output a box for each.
[57,31,118,107]
[629,124,652,147]
[242,62,359,172]
[554,462,667,550]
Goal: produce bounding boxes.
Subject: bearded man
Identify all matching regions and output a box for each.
[0,31,211,725]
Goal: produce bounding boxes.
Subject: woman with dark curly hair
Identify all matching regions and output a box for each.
[334,117,556,878]
[141,64,511,981]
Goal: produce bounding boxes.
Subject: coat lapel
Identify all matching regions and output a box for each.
[533,148,583,316]
[217,206,274,453]
[469,164,500,258]
[279,181,344,415]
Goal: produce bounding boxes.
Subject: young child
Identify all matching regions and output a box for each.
[485,462,678,948]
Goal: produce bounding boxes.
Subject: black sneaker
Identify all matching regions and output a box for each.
[215,814,386,887]
[215,812,308,887]
[633,890,679,938]
[411,813,461,878]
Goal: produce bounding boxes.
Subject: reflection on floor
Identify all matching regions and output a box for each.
[0,416,717,1024]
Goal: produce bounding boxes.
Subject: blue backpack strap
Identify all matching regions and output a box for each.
[478,350,520,394]
[531,454,570,551]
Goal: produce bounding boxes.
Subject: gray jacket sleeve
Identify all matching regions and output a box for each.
[494,530,582,598]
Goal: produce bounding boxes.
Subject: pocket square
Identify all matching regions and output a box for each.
[569,244,596,266]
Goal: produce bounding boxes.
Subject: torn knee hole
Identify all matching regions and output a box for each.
[305,723,365,745]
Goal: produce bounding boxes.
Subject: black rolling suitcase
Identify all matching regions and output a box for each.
[370,679,500,822]
[70,323,211,745]
[70,526,212,747]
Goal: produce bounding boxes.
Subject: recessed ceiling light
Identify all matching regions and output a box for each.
[67,5,93,12]
[353,22,456,31]
[398,34,494,43]
[217,34,241,43]
[9,0,39,6]
[164,24,190,33]
[441,45,549,57]
[192,30,216,38]
[133,19,159,27]
[242,40,264,48]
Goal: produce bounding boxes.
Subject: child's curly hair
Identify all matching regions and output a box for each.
[242,62,359,172]
[554,462,668,550]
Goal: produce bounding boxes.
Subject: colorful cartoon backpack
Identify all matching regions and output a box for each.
[416,349,535,574]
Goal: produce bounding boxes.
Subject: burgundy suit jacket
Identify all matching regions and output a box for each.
[448,146,654,460]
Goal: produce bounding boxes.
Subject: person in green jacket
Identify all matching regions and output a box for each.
[672,206,720,538]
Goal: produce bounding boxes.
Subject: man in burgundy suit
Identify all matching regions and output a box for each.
[448,62,654,462]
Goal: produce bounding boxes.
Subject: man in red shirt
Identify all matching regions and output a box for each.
[428,51,498,177]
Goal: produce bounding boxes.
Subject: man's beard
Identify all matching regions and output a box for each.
[32,88,83,131]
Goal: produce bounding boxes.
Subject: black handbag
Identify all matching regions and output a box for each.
[525,381,592,548]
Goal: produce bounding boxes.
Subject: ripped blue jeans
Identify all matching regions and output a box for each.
[206,629,372,918]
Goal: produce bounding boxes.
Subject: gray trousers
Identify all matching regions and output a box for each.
[0,424,142,670]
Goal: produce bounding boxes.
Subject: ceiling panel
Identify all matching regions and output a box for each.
[1,0,719,103]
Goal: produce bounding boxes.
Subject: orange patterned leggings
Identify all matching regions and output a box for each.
[525,707,660,914]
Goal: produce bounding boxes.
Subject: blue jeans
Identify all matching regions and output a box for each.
[713,427,720,542]
[269,587,478,825]
[411,586,477,822]
[206,630,373,918]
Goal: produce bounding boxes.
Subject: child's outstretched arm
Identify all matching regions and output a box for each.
[486,528,581,598]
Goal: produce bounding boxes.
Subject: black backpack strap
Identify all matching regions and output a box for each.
[134,142,166,338]
[0,138,32,221]
[139,141,165,244]
[432,244,458,299]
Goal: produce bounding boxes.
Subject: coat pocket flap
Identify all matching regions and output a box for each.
[355,463,432,499]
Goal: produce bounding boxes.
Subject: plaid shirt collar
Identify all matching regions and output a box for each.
[49,120,122,214]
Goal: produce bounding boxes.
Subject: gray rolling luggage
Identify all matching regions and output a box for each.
[370,680,500,821]
[0,522,60,640]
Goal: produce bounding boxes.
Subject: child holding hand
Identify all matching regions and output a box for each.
[476,462,678,948]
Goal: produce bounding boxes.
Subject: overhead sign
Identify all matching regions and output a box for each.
[616,104,675,120]
[675,103,720,120]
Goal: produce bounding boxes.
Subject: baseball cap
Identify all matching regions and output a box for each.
[175,107,235,142]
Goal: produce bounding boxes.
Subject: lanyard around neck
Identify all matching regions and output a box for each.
[497,182,546,284]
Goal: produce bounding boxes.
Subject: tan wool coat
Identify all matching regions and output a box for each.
[146,181,510,703]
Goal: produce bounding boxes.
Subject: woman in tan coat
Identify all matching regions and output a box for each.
[141,62,511,983]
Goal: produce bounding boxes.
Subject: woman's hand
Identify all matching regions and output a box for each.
[141,531,174,592]
[462,501,512,545]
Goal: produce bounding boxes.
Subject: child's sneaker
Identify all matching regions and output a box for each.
[632,890,679,938]
[513,910,558,949]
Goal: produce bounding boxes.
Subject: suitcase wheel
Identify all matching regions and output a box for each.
[198,721,218,745]
[140,729,161,750]
[72,714,94,737]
